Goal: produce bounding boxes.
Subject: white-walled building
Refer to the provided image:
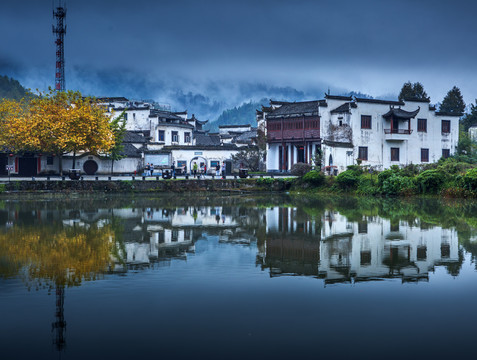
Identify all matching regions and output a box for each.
[259,95,460,173]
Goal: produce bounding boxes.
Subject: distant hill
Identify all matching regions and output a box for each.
[0,75,30,100]
[206,99,269,132]
[206,91,375,132]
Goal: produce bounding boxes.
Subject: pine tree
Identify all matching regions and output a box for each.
[461,101,477,131]
[440,86,465,114]
[398,81,429,101]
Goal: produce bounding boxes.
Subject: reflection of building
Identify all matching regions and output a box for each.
[319,216,460,284]
[258,207,321,276]
[259,207,461,284]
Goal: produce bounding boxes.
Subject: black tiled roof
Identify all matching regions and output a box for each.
[355,98,404,106]
[234,130,257,144]
[163,144,238,151]
[149,109,183,120]
[96,97,129,102]
[120,143,142,158]
[123,131,147,143]
[219,124,251,128]
[325,94,353,101]
[382,107,420,119]
[195,134,221,146]
[330,102,356,114]
[267,100,323,118]
[156,122,194,129]
[402,97,431,103]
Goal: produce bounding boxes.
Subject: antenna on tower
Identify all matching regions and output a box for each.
[52,1,67,91]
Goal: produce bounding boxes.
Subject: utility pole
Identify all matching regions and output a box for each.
[52,1,67,91]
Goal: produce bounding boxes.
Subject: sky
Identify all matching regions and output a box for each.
[1,0,476,117]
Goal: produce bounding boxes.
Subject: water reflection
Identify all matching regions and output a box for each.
[1,196,476,285]
[1,195,477,357]
[258,199,473,284]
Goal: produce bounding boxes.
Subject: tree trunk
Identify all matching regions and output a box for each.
[111,159,114,175]
[72,150,76,169]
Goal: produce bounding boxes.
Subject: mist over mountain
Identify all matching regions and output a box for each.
[3,69,384,128]
[0,75,30,100]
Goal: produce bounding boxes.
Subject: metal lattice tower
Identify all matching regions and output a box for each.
[52,1,67,91]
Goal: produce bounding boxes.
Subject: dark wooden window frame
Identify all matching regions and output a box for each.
[358,146,368,161]
[391,147,400,162]
[417,118,427,132]
[361,115,372,129]
[442,120,451,134]
[421,148,429,162]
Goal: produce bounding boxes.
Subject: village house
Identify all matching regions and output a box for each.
[258,94,461,173]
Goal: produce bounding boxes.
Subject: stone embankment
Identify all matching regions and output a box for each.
[0,178,291,193]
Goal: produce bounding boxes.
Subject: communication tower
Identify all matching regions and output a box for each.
[52,1,67,91]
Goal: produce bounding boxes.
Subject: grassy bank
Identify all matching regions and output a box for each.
[286,158,477,198]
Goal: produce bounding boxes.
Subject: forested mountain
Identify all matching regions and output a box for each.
[206,99,269,132]
[0,75,30,100]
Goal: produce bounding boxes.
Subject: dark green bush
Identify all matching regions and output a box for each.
[463,168,477,190]
[356,176,378,195]
[291,162,312,176]
[381,174,416,196]
[377,169,395,188]
[302,170,325,186]
[346,165,365,176]
[416,169,446,194]
[336,170,359,190]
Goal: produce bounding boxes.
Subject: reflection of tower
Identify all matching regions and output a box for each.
[51,285,66,351]
[52,1,67,91]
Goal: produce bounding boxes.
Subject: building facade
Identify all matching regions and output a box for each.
[259,95,460,173]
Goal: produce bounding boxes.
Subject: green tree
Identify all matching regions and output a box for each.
[398,81,429,101]
[462,100,477,131]
[440,86,465,114]
[231,147,261,171]
[106,111,127,174]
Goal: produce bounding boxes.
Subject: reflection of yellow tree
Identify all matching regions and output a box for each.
[0,225,119,287]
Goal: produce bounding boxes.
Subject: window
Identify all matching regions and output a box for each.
[421,148,429,162]
[172,131,178,142]
[442,120,451,133]
[358,222,368,234]
[361,115,372,129]
[46,156,54,165]
[124,113,128,121]
[360,251,371,265]
[417,118,427,132]
[391,147,400,161]
[158,130,165,141]
[184,132,191,143]
[358,146,368,161]
[390,222,399,232]
[442,149,450,158]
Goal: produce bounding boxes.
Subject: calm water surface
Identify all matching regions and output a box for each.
[1,194,477,360]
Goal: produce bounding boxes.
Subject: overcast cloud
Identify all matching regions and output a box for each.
[1,0,476,116]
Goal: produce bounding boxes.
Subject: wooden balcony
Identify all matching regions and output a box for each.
[267,129,320,143]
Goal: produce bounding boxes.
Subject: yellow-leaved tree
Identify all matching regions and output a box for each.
[0,89,115,173]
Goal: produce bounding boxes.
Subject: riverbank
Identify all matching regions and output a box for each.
[0,177,293,194]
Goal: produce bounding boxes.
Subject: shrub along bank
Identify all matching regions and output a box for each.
[293,159,477,198]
